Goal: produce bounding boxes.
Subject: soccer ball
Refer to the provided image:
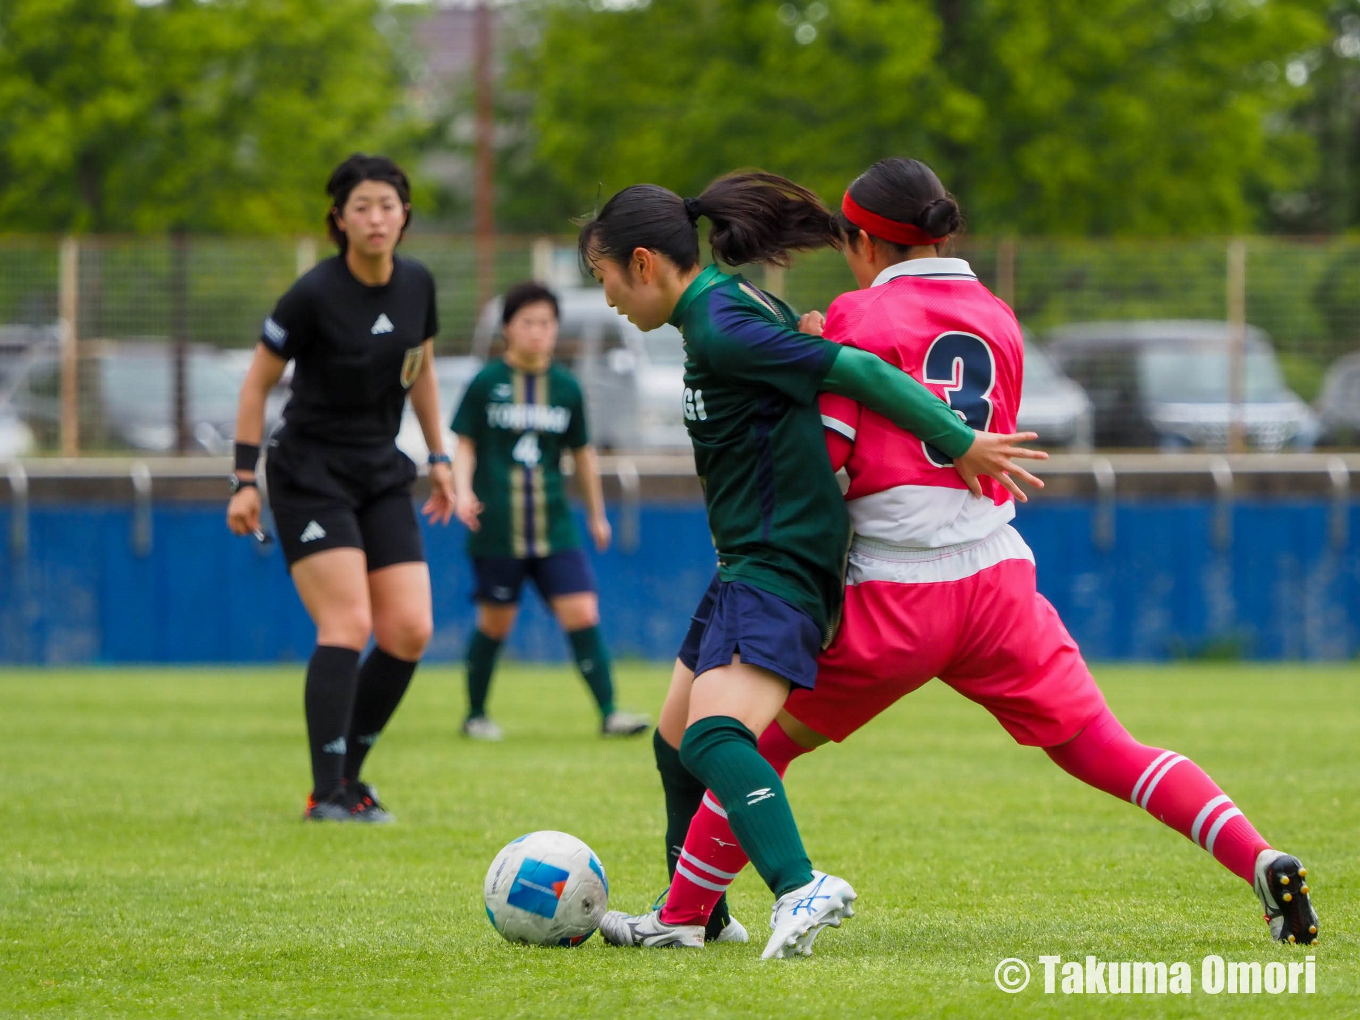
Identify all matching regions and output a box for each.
[483,830,609,947]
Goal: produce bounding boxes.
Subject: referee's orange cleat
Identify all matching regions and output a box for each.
[303,791,351,822]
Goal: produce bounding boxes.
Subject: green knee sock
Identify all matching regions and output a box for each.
[653,729,732,937]
[679,716,814,898]
[465,630,503,720]
[567,626,614,718]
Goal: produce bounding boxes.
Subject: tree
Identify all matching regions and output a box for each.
[500,0,1328,235]
[0,0,429,233]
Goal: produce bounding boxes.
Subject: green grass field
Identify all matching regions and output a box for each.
[2,664,1356,1019]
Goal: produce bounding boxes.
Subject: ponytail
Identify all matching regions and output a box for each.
[579,170,840,275]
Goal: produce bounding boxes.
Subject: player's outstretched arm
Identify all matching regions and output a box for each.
[822,346,1046,500]
[822,345,973,456]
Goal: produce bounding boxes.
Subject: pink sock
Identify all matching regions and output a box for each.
[660,722,813,925]
[1046,706,1270,884]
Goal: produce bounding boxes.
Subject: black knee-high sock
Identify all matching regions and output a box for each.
[305,645,361,800]
[653,728,732,937]
[343,647,418,783]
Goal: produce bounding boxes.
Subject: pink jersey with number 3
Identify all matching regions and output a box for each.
[818,258,1025,549]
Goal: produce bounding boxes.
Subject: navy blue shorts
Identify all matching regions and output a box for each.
[472,549,596,605]
[675,574,821,690]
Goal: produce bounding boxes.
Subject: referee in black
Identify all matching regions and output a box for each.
[227,154,455,823]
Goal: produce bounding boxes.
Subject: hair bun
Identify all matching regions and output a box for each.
[917,197,961,239]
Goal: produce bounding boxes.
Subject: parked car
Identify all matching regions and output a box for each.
[0,323,60,389]
[1315,351,1360,446]
[9,341,252,454]
[1045,320,1318,450]
[471,288,689,451]
[1018,343,1094,450]
[0,407,34,458]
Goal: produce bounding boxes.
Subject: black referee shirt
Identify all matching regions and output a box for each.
[261,254,439,445]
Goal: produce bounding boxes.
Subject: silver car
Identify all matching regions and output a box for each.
[1018,344,1094,450]
[1046,320,1319,451]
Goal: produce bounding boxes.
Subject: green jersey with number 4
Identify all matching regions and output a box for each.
[452,359,589,558]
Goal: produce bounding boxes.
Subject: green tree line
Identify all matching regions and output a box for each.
[1,0,1357,237]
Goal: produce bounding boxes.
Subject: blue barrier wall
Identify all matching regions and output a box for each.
[0,499,1356,663]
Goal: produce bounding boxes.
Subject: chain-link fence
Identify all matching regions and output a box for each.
[0,234,1356,456]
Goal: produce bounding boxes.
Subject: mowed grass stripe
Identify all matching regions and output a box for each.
[1,665,1355,1019]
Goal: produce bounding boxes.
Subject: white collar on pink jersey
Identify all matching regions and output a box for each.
[872,257,977,287]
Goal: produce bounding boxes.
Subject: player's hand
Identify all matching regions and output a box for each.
[798,310,825,336]
[227,487,261,536]
[455,490,484,532]
[589,513,612,553]
[953,431,1047,503]
[423,461,456,526]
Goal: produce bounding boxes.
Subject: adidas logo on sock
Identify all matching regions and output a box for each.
[322,737,347,755]
[746,787,776,806]
[300,520,326,543]
[371,313,394,335]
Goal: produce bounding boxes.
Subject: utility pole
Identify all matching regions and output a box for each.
[474,0,496,315]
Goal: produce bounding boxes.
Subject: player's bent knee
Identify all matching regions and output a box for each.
[476,606,518,642]
[376,612,433,659]
[552,595,599,631]
[317,606,373,650]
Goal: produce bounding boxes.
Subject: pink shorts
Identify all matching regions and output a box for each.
[785,530,1105,747]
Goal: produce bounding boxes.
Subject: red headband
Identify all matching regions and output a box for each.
[841,192,945,247]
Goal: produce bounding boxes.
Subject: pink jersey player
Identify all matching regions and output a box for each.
[636,159,1317,955]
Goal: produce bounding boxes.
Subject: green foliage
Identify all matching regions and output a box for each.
[503,0,1328,236]
[0,0,427,234]
[2,664,1357,1017]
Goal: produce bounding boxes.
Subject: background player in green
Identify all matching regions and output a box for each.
[451,282,650,740]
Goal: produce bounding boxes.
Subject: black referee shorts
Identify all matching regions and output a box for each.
[265,434,424,571]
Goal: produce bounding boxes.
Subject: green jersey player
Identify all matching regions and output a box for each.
[451,282,649,740]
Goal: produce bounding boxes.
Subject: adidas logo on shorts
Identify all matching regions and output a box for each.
[371,313,394,335]
[300,520,327,543]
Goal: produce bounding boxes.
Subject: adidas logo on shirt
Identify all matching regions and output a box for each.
[371,313,395,335]
[300,520,327,543]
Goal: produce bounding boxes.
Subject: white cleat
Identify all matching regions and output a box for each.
[714,915,749,943]
[461,716,504,741]
[600,909,704,948]
[762,871,857,960]
[601,710,651,737]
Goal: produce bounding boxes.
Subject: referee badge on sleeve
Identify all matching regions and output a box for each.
[400,346,424,389]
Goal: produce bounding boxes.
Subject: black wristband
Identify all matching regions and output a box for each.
[234,442,260,473]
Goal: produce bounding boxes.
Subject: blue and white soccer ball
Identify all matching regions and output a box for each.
[483,830,609,947]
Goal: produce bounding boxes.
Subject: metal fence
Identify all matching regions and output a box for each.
[0,233,1357,456]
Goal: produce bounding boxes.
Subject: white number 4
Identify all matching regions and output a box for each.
[513,432,541,467]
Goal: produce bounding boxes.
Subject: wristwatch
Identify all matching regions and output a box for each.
[229,475,258,495]
[428,452,452,466]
